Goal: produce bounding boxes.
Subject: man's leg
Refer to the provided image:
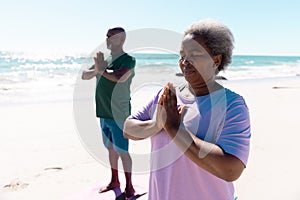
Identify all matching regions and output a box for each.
[120,152,135,197]
[99,119,121,193]
[99,146,121,193]
[111,120,135,197]
[108,146,120,185]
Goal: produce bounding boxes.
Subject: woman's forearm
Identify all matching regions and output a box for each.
[123,119,161,140]
[165,126,245,182]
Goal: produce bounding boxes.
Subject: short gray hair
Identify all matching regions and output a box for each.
[184,19,234,72]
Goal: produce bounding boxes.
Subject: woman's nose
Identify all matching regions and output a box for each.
[181,56,191,65]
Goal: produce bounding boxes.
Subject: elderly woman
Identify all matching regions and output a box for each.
[124,19,251,200]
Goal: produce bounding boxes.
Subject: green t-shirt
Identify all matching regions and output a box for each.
[95,53,136,120]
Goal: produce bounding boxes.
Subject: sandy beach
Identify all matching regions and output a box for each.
[1,73,300,200]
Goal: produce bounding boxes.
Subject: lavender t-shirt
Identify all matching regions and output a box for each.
[129,86,251,200]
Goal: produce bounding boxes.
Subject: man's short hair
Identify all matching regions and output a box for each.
[108,27,126,40]
[109,27,125,34]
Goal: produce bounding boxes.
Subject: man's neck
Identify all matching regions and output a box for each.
[110,48,124,57]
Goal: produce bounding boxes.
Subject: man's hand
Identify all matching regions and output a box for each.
[93,51,108,73]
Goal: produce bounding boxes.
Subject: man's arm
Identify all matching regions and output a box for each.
[81,51,107,80]
[101,67,133,83]
[81,65,99,80]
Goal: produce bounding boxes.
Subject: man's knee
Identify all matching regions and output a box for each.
[119,152,132,160]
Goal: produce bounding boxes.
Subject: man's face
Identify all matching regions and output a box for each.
[106,30,124,50]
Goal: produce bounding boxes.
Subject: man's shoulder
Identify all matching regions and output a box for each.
[123,53,136,62]
[120,53,136,68]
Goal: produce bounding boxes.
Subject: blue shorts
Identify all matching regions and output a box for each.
[100,118,129,153]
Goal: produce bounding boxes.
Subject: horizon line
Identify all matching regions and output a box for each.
[0,49,299,57]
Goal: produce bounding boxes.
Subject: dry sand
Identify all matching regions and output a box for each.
[1,75,300,199]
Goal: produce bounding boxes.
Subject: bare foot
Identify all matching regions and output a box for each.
[98,182,120,193]
[124,186,135,198]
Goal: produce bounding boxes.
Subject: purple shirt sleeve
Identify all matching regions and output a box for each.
[216,95,251,166]
[129,89,162,121]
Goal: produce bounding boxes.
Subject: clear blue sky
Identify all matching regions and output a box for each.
[1,0,300,56]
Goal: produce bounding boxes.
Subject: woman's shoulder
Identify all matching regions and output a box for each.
[224,88,248,108]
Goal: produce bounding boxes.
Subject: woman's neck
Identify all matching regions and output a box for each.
[188,81,222,96]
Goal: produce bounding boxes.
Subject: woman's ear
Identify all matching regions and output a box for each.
[213,54,222,69]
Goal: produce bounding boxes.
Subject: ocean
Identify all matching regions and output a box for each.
[1,51,300,105]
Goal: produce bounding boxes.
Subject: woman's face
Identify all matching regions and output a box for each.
[179,34,218,86]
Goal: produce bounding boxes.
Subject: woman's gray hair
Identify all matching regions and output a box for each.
[184,19,234,72]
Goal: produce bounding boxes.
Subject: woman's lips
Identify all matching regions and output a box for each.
[183,67,196,76]
[183,71,194,76]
